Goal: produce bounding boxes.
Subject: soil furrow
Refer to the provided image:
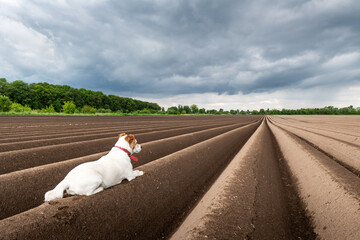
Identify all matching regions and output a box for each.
[0,122,249,175]
[0,117,237,138]
[1,115,357,239]
[0,120,260,240]
[0,120,236,141]
[171,119,315,240]
[0,123,171,142]
[269,117,360,147]
[269,123,360,197]
[0,122,234,152]
[268,118,360,173]
[272,121,360,178]
[0,115,249,130]
[268,122,360,239]
[0,125,172,150]
[0,121,259,220]
[269,116,360,139]
[250,120,315,239]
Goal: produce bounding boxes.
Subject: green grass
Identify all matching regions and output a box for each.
[0,111,186,117]
[0,111,221,117]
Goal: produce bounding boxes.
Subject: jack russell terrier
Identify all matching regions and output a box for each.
[44,133,143,202]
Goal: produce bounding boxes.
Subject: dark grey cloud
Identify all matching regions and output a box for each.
[1,0,360,102]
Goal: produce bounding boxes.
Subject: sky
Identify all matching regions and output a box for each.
[1,0,359,110]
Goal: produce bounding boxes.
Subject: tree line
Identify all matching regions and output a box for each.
[0,78,161,113]
[244,106,360,115]
[0,78,358,115]
[164,105,360,115]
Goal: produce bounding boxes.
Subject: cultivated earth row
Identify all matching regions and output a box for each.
[0,115,359,239]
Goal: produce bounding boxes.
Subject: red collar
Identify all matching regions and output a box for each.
[114,146,138,162]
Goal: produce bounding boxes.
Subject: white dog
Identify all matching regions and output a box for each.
[44,133,143,202]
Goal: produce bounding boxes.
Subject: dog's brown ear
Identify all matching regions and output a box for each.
[119,133,126,138]
[125,134,136,149]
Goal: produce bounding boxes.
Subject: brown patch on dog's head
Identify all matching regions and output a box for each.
[119,133,127,138]
[124,134,136,149]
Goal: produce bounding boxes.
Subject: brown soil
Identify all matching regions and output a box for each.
[0,120,255,174]
[0,117,261,240]
[269,119,360,239]
[171,120,315,240]
[268,116,360,174]
[0,121,253,220]
[0,115,359,239]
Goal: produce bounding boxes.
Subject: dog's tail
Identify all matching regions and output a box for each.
[44,179,69,202]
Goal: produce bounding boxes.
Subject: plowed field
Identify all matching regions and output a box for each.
[0,115,359,240]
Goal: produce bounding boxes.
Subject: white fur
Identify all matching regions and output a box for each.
[44,135,143,202]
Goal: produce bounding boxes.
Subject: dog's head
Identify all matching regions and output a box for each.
[119,133,142,153]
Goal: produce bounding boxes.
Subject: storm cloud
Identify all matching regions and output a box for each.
[1,0,359,109]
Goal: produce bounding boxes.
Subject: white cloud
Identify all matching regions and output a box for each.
[0,16,61,71]
[248,50,320,72]
[136,83,359,111]
[304,0,353,12]
[337,85,360,104]
[1,0,360,108]
[160,75,204,86]
[322,52,360,69]
[135,35,164,57]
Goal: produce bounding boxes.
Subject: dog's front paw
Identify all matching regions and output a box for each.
[138,170,144,176]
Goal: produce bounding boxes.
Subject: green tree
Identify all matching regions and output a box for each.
[82,105,96,114]
[0,95,12,112]
[177,105,183,113]
[10,103,31,112]
[190,104,199,114]
[167,106,179,115]
[1,79,162,113]
[183,105,191,114]
[11,103,25,112]
[62,101,76,114]
[207,109,219,114]
[0,78,10,96]
[41,105,56,113]
[8,80,31,106]
[230,109,237,115]
[125,99,136,112]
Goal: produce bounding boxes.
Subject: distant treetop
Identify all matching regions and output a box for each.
[0,78,161,113]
